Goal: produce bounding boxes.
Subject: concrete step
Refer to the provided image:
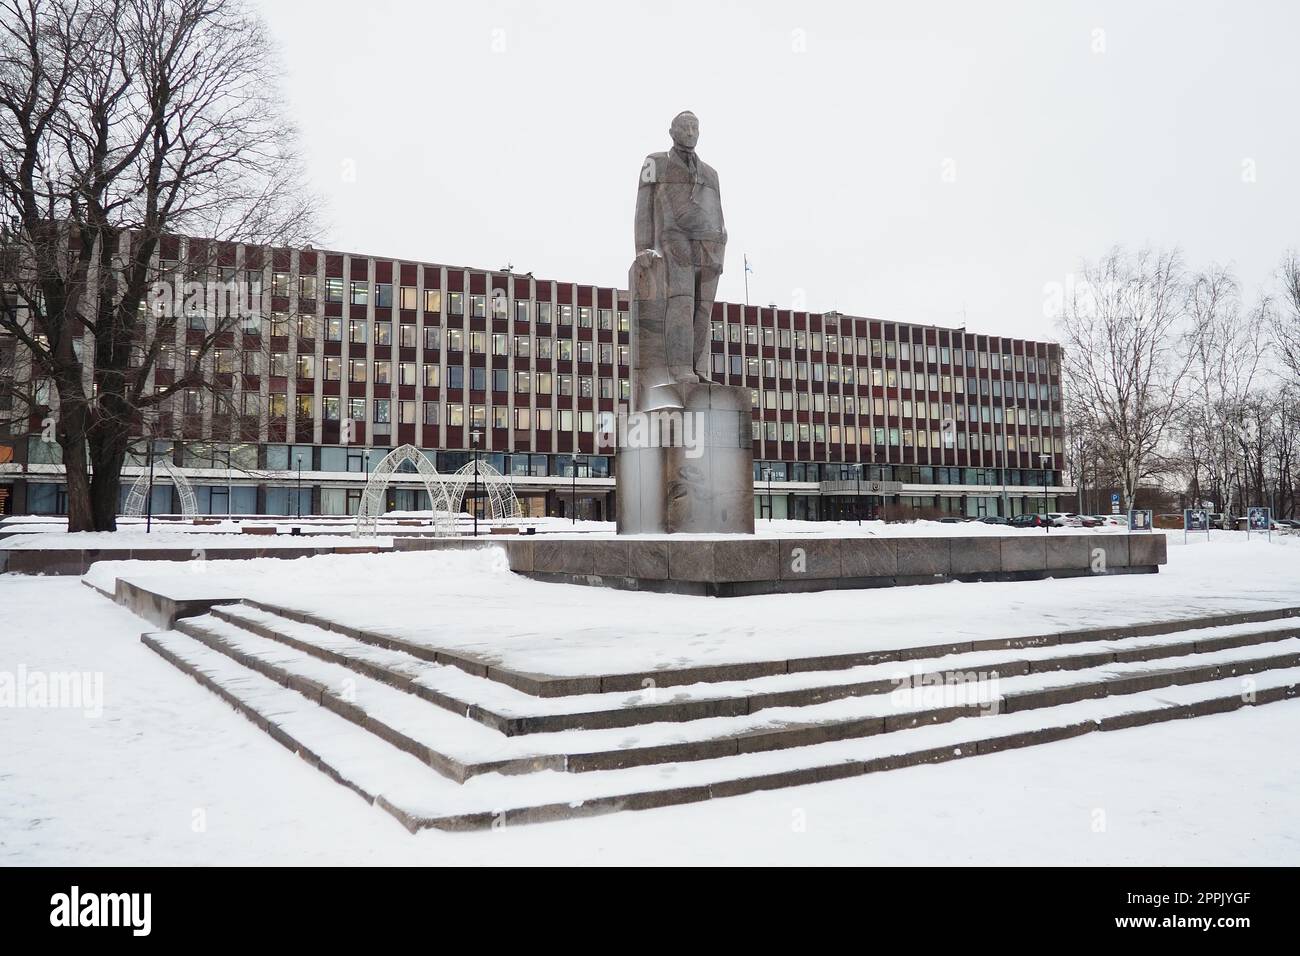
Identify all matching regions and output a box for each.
[210,601,1300,735]
[169,611,1300,776]
[140,627,1300,831]
[238,597,1300,696]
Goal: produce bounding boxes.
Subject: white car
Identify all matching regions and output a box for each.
[1047,512,1084,528]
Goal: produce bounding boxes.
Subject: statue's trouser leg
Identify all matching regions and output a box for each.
[663,239,699,380]
[694,266,721,380]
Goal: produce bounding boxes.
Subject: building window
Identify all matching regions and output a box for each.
[324,277,343,303]
[399,286,417,310]
[350,281,368,306]
[299,275,317,300]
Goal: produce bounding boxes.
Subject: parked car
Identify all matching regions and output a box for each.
[939,516,966,523]
[1092,515,1126,527]
[1047,512,1084,528]
[978,515,1010,525]
[1010,513,1049,528]
[1076,515,1103,528]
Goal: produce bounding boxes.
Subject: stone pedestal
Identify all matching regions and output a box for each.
[616,383,755,535]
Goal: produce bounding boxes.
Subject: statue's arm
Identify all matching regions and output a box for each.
[634,162,656,254]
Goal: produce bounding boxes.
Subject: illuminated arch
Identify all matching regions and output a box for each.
[445,459,520,523]
[352,444,457,537]
[122,460,198,518]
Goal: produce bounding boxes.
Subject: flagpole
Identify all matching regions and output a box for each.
[743,253,750,306]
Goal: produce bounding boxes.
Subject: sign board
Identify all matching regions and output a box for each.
[1111,492,1120,515]
[1128,509,1152,531]
[1184,509,1209,532]
[1247,507,1271,539]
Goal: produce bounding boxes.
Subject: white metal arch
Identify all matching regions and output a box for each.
[122,460,198,518]
[352,444,457,537]
[445,459,521,524]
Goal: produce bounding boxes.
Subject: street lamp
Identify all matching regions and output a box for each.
[295,453,303,519]
[762,465,774,522]
[145,435,156,535]
[571,453,586,526]
[1040,452,1051,533]
[856,462,863,526]
[470,428,482,537]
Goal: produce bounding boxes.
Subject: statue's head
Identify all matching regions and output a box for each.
[669,111,699,150]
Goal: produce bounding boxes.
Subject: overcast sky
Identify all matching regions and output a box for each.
[252,0,1299,342]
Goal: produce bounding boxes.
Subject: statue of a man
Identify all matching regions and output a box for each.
[634,110,726,384]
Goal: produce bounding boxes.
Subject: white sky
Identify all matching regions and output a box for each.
[252,0,1300,341]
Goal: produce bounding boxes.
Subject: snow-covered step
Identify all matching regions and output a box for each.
[171,610,1300,776]
[141,626,1300,831]
[239,597,1300,696]
[209,601,1300,734]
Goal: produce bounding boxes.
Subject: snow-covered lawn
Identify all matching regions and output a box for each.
[1,573,1298,864]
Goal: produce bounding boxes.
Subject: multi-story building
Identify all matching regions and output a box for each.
[0,237,1071,520]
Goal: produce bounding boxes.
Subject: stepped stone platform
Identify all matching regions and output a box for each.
[91,572,1299,832]
[398,532,1167,596]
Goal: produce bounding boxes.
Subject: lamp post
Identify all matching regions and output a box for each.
[471,428,482,537]
[145,436,156,534]
[1040,452,1051,533]
[856,462,863,526]
[762,465,774,522]
[571,453,586,525]
[295,453,303,519]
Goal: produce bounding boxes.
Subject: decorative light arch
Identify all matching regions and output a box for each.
[445,459,521,524]
[352,444,458,537]
[122,460,199,518]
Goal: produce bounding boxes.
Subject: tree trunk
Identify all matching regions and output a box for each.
[88,426,129,531]
[53,376,95,532]
[59,432,94,532]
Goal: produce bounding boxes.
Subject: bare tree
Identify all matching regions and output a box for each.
[1177,267,1268,516]
[0,0,318,530]
[1057,247,1193,509]
[1274,252,1300,386]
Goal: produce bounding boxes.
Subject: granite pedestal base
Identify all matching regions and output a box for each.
[503,533,1168,597]
[615,383,755,535]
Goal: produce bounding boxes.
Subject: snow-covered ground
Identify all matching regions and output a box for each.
[80,530,1300,679]
[1,573,1297,864]
[2,531,393,550]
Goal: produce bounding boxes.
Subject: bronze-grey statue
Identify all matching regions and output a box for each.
[633,110,726,394]
[617,112,754,535]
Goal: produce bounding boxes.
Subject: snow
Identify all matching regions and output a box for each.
[4,530,1300,863]
[2,531,393,550]
[2,577,1298,863]
[78,530,1300,681]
